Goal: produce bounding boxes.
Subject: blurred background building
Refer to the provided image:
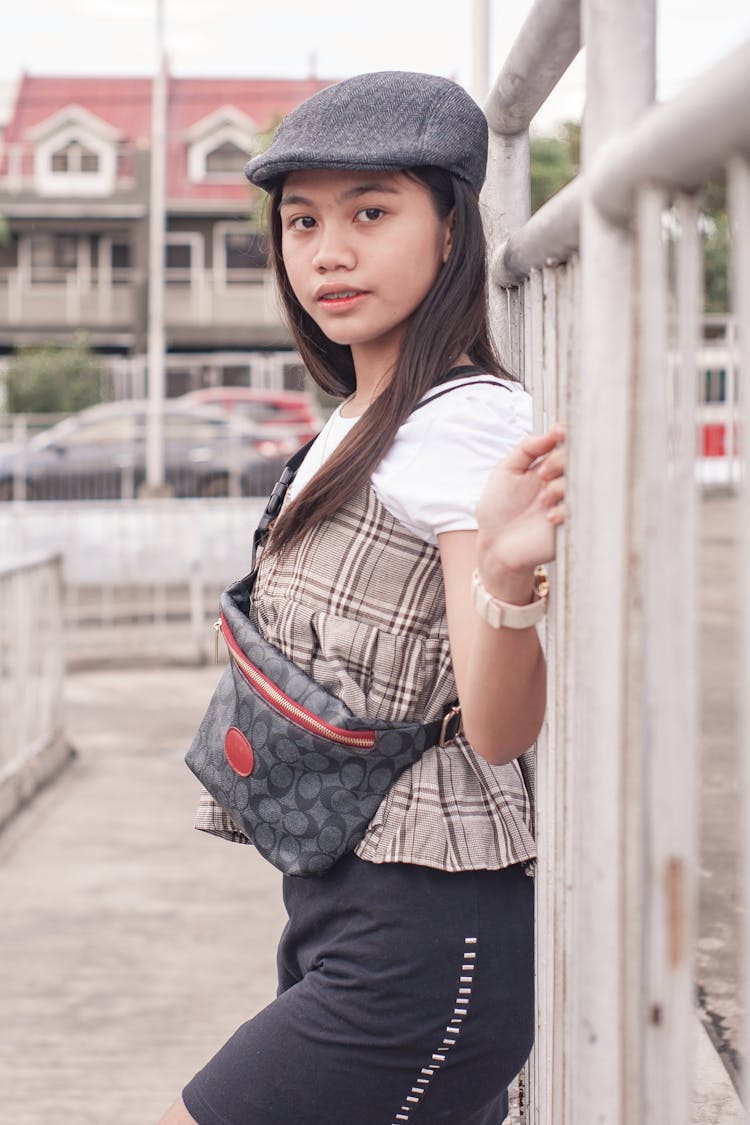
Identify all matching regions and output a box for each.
[0,72,331,398]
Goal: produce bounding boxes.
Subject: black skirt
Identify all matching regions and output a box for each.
[183,854,534,1125]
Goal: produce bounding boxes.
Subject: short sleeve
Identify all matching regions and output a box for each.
[371,379,533,545]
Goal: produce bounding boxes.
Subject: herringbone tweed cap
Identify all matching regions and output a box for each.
[245,71,488,194]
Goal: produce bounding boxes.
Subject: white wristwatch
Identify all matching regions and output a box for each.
[471,566,549,629]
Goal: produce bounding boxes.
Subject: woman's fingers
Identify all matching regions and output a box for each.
[505,424,565,474]
[476,422,568,566]
[540,478,566,508]
[537,445,565,480]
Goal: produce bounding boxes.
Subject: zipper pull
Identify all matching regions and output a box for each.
[214,618,222,663]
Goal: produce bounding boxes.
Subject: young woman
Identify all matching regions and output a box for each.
[160,71,565,1125]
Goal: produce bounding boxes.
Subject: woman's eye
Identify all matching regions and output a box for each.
[290,215,316,231]
[357,207,384,223]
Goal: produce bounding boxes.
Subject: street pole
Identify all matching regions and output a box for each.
[145,0,168,494]
[472,0,491,105]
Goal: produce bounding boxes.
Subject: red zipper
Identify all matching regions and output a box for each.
[216,614,376,750]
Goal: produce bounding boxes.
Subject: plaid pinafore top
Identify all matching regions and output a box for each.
[195,475,536,872]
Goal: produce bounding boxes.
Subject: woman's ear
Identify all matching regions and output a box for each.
[442,209,456,263]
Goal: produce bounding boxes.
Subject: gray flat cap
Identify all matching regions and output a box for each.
[245,71,488,195]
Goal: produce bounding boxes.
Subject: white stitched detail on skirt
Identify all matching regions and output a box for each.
[389,937,478,1125]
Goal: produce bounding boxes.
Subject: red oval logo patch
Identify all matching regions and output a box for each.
[224,727,254,776]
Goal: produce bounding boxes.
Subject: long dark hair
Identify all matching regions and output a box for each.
[266,166,515,554]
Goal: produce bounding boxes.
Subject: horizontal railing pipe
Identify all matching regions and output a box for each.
[493,178,582,284]
[590,37,750,225]
[484,0,582,135]
[494,36,750,280]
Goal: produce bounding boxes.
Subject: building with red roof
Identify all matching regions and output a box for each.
[0,72,333,395]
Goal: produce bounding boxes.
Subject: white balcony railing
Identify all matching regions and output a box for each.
[0,267,285,330]
[163,268,283,327]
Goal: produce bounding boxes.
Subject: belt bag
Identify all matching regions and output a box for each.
[185,570,461,877]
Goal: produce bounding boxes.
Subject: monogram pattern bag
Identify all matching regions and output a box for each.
[186,567,460,876]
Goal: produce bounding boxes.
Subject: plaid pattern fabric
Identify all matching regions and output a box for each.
[194,484,536,872]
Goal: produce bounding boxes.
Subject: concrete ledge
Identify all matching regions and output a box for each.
[0,734,76,831]
[693,1015,744,1123]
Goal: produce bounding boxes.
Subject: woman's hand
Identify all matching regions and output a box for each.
[475,424,566,594]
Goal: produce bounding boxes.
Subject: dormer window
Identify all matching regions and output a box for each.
[29,104,121,196]
[205,140,248,176]
[50,140,100,174]
[186,107,256,183]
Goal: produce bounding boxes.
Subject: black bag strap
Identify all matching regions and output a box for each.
[423,703,463,749]
[251,435,317,567]
[411,366,511,414]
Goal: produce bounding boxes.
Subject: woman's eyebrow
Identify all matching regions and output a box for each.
[339,182,400,201]
[279,192,313,209]
[279,182,401,209]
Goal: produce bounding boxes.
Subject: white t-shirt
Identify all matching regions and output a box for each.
[289,375,533,546]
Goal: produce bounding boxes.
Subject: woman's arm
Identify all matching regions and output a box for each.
[438,425,566,765]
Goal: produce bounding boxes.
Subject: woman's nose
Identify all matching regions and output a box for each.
[311,226,356,273]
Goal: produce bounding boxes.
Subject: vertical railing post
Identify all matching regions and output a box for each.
[569,1,656,1120]
[481,0,580,377]
[481,129,530,376]
[482,7,581,1121]
[727,152,750,1109]
[635,185,701,1123]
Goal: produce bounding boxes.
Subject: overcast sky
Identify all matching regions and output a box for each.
[3,0,749,131]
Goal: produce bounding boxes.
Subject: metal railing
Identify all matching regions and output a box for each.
[0,267,136,327]
[0,450,284,504]
[0,552,69,828]
[482,1,748,1121]
[0,409,288,503]
[0,265,282,329]
[0,351,308,415]
[0,499,265,666]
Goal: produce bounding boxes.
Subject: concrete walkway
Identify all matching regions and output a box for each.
[0,666,286,1124]
[0,662,743,1124]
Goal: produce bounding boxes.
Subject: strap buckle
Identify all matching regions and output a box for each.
[439,704,463,747]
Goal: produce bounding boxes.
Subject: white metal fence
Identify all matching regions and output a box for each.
[481,1,748,1121]
[0,500,265,666]
[0,350,307,417]
[0,552,70,828]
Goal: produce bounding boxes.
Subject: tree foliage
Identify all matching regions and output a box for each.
[530,121,728,312]
[530,122,580,213]
[4,335,107,413]
[246,112,285,226]
[700,176,729,314]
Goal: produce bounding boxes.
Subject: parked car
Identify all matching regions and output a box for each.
[178,387,324,445]
[0,400,288,501]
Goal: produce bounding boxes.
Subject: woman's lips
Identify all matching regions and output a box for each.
[316,289,367,309]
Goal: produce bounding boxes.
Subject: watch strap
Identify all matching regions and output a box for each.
[471,567,549,629]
